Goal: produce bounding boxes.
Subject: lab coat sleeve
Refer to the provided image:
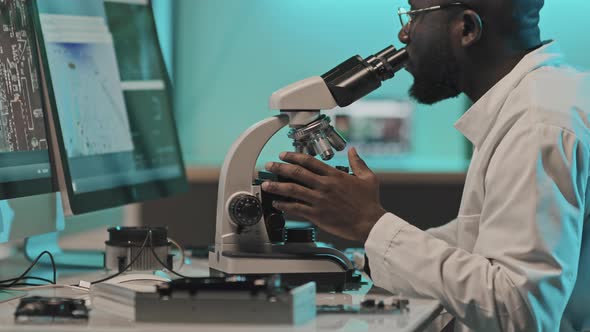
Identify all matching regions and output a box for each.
[365,124,587,331]
[425,218,459,246]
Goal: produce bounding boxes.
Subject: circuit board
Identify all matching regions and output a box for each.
[0,0,47,153]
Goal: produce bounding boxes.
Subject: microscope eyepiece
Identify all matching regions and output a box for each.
[367,46,408,80]
[321,46,408,107]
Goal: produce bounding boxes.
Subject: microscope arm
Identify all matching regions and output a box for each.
[269,77,337,111]
[215,114,291,252]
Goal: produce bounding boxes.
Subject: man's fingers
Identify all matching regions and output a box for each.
[261,181,320,204]
[271,200,314,220]
[264,162,321,188]
[348,147,373,178]
[279,152,337,176]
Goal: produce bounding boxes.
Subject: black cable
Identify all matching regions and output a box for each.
[148,232,189,279]
[0,251,56,289]
[0,276,54,286]
[88,231,151,285]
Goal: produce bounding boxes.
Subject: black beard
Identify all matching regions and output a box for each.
[408,37,462,105]
[409,73,460,105]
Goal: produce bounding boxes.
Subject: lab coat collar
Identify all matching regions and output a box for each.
[454,41,564,148]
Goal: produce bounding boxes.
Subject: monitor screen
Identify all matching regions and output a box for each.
[32,0,187,214]
[0,0,53,200]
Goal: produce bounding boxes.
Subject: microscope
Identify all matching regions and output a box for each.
[209,45,408,291]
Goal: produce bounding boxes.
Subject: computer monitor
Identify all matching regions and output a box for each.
[0,0,63,245]
[0,1,66,300]
[31,0,187,215]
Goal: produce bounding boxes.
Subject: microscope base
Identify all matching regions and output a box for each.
[208,250,362,292]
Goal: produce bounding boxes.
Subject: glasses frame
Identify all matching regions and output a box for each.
[397,2,470,33]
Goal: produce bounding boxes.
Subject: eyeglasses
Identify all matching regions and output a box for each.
[397,2,469,34]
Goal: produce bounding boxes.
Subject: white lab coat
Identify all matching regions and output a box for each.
[365,42,590,331]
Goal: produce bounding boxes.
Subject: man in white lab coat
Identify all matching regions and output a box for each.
[262,0,590,330]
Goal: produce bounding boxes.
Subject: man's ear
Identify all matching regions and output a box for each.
[461,10,483,47]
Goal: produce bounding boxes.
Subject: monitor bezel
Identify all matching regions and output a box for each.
[0,177,54,201]
[30,0,188,215]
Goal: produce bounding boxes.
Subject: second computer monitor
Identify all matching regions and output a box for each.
[31,0,187,215]
[0,0,61,243]
[0,0,52,200]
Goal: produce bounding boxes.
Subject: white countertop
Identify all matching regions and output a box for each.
[0,254,443,332]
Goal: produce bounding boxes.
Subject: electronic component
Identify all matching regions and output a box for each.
[156,275,280,296]
[92,275,316,325]
[104,227,173,272]
[14,296,89,324]
[317,297,410,314]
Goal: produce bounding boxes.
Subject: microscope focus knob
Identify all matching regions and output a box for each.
[228,194,263,227]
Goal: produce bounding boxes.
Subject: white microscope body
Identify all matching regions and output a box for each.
[209,46,408,291]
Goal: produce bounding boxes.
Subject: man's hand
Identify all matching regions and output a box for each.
[261,147,387,243]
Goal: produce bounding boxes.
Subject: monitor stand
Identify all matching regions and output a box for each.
[0,193,102,268]
[20,194,104,269]
[0,244,12,261]
[25,232,105,269]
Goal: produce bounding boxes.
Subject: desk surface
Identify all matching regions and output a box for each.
[0,255,443,332]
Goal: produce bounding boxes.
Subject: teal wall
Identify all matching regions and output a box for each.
[173,0,468,172]
[173,0,589,173]
[152,0,173,77]
[540,1,590,68]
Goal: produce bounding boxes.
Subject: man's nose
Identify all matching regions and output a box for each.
[398,27,410,44]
